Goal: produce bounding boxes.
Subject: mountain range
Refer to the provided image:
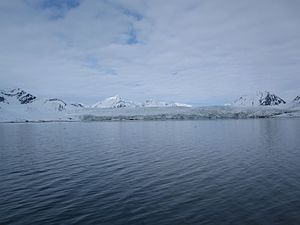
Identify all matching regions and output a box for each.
[1,88,299,110]
[0,88,84,111]
[231,91,293,107]
[0,88,299,122]
[91,95,192,108]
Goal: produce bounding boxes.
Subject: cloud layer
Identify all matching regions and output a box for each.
[1,0,300,105]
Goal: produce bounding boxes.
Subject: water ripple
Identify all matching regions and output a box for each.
[0,120,300,225]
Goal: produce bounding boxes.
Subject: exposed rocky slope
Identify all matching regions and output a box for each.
[232,91,286,106]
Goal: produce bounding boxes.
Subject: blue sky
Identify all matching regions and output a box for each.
[0,0,299,105]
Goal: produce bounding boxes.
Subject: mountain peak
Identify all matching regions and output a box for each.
[92,96,137,108]
[107,95,121,101]
[293,96,300,103]
[258,91,286,106]
[91,96,192,108]
[233,91,286,106]
[0,88,36,104]
[141,99,192,108]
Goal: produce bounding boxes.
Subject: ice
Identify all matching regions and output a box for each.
[1,88,300,122]
[75,106,297,122]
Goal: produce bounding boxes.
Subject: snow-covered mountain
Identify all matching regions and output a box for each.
[171,102,192,107]
[91,95,139,108]
[1,89,191,113]
[293,96,300,104]
[0,88,85,122]
[1,88,300,122]
[232,91,286,107]
[91,96,192,108]
[142,99,192,108]
[0,88,36,106]
[44,98,67,111]
[142,99,169,107]
[0,89,84,111]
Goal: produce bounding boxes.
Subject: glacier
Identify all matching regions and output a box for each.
[1,88,300,122]
[77,106,300,122]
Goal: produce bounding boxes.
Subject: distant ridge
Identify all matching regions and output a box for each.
[232,91,286,107]
[293,96,300,104]
[91,96,192,108]
[1,88,300,122]
[0,88,84,111]
[91,95,138,108]
[0,88,36,104]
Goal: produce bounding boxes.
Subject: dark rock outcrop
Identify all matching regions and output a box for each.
[1,88,36,104]
[44,98,67,111]
[19,93,36,104]
[293,96,300,103]
[259,92,286,106]
[0,96,5,103]
[71,103,84,108]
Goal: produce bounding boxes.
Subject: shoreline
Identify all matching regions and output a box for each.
[1,115,299,124]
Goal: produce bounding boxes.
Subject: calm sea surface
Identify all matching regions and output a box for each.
[0,119,300,225]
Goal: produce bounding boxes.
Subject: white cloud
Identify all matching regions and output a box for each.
[0,0,299,105]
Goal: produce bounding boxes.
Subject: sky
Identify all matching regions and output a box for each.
[0,0,299,105]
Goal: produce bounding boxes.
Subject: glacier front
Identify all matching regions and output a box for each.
[1,88,300,122]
